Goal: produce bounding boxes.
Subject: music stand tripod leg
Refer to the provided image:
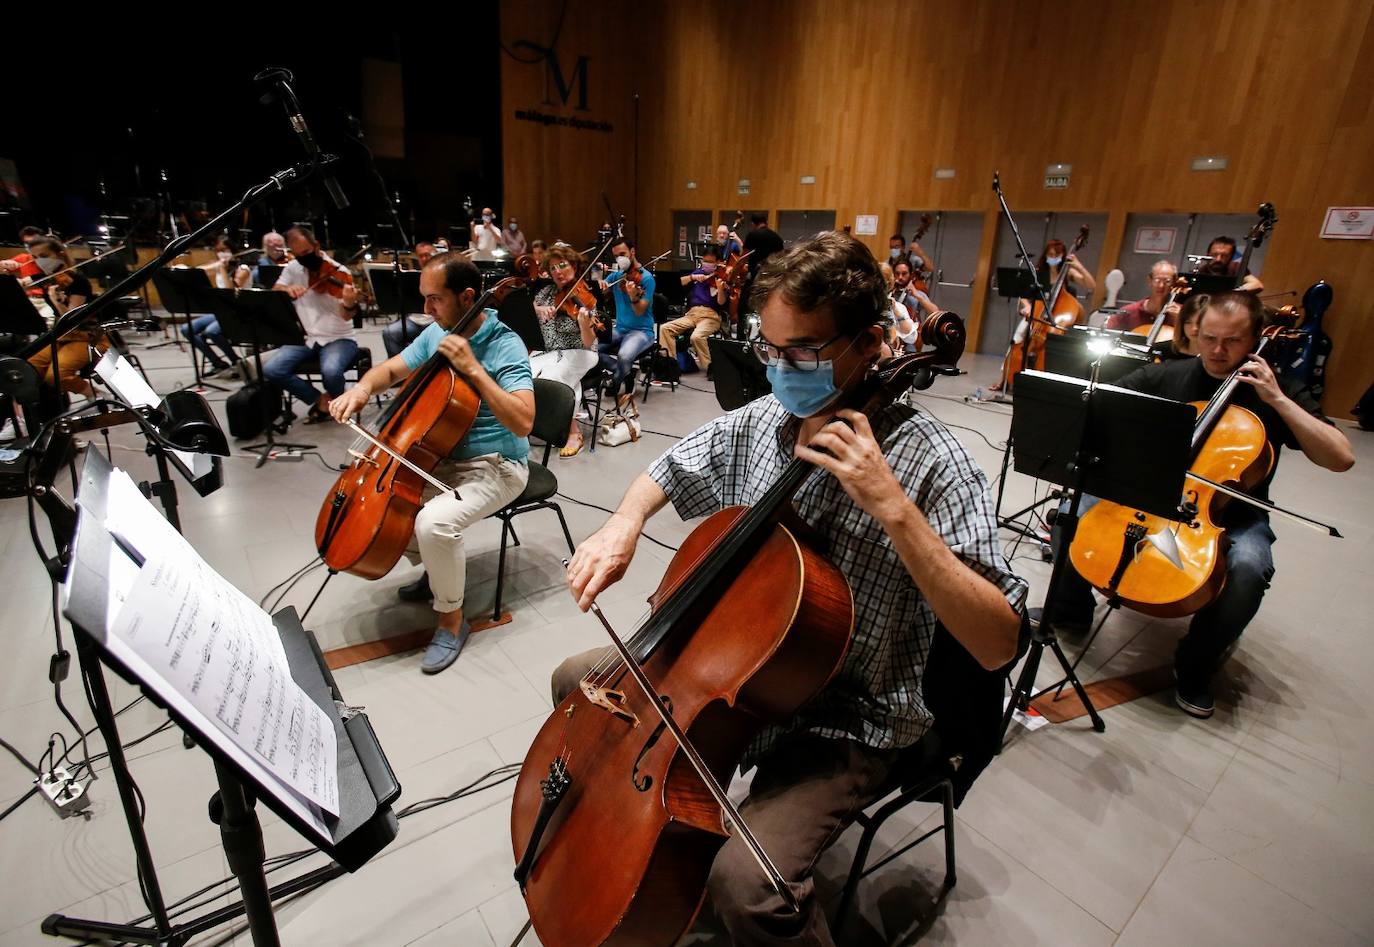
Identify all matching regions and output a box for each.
[210,762,281,947]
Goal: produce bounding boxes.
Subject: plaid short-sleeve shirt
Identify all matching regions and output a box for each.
[647,394,1028,767]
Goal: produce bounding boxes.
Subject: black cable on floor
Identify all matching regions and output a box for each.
[554,492,679,552]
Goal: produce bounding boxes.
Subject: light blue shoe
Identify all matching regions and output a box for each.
[420,622,469,674]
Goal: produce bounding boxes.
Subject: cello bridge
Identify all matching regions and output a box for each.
[347,449,380,469]
[580,681,639,727]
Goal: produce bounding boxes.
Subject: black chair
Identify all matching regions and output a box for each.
[292,345,379,410]
[485,378,578,622]
[832,612,1032,939]
[578,365,612,453]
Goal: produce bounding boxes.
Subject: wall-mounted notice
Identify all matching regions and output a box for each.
[1133,226,1177,254]
[1320,207,1374,240]
[854,215,879,236]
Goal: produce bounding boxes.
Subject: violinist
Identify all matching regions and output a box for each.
[559,232,1027,944]
[658,243,728,376]
[1,226,53,297]
[1200,235,1264,293]
[381,240,439,358]
[264,226,360,424]
[530,242,600,456]
[595,235,656,409]
[1104,259,1180,331]
[24,237,105,399]
[1043,292,1353,718]
[328,252,533,674]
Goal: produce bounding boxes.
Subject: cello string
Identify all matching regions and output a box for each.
[343,420,453,493]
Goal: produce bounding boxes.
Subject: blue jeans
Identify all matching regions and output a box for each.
[598,329,654,393]
[383,316,429,359]
[1051,497,1276,682]
[263,339,359,406]
[182,314,237,368]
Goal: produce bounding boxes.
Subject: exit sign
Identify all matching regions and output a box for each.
[1044,174,1070,189]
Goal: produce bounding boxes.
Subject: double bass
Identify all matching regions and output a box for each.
[510,313,968,947]
[909,213,933,291]
[997,225,1090,390]
[1068,324,1321,616]
[314,255,540,577]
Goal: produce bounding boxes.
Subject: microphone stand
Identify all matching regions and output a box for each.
[346,115,412,347]
[990,173,1063,547]
[19,158,332,364]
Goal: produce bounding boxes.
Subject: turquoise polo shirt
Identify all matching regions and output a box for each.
[399,310,533,462]
[604,269,656,337]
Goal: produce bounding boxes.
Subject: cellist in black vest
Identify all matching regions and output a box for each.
[556,233,1027,945]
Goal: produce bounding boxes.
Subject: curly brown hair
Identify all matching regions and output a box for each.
[749,231,887,337]
[545,242,585,273]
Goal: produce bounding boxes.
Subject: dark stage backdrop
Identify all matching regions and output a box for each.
[3,25,503,252]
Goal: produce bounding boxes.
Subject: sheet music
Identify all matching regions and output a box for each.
[95,350,213,479]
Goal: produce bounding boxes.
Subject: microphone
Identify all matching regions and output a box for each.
[255,67,349,210]
[992,170,1001,192]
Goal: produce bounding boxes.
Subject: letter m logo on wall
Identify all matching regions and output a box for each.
[513,41,590,112]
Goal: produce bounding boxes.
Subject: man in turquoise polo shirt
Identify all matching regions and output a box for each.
[329,253,534,673]
[596,235,657,409]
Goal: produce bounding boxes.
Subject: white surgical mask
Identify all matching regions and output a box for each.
[217,251,233,263]
[614,255,631,271]
[35,255,62,274]
[1046,256,1063,267]
[889,248,901,259]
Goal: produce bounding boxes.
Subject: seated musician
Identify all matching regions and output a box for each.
[715,223,743,259]
[255,230,288,286]
[1104,259,1180,331]
[1163,291,1208,360]
[658,243,728,377]
[892,259,938,320]
[1,226,53,300]
[264,227,360,424]
[530,242,600,456]
[1201,235,1263,293]
[887,232,929,277]
[595,235,656,410]
[988,238,1096,393]
[381,240,438,359]
[880,261,920,354]
[1042,292,1353,718]
[183,236,250,376]
[328,252,533,674]
[557,232,1027,943]
[529,239,549,277]
[23,237,106,400]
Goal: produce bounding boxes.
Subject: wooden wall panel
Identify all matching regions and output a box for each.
[504,0,1374,416]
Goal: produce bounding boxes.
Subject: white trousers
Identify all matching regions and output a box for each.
[404,455,529,613]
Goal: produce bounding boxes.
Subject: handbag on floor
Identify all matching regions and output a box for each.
[597,396,641,447]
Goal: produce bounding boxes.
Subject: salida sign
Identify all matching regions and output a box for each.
[510,40,614,134]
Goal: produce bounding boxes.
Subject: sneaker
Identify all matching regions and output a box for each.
[1174,673,1215,719]
[420,623,469,674]
[397,572,433,603]
[1027,606,1093,636]
[205,362,233,378]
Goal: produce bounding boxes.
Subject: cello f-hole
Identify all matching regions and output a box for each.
[631,696,674,792]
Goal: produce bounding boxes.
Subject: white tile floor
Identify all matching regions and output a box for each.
[1,321,1371,945]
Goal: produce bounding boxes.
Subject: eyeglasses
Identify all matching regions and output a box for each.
[750,330,848,371]
[549,261,574,272]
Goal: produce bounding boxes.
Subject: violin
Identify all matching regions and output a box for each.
[1068,324,1307,617]
[314,255,541,578]
[510,314,967,947]
[997,225,1089,390]
[557,280,602,333]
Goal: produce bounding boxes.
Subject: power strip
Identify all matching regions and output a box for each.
[37,767,94,819]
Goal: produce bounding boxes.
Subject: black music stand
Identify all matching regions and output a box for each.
[497,286,547,354]
[209,288,315,467]
[707,337,771,411]
[256,263,284,290]
[1043,331,1151,385]
[1183,272,1237,295]
[152,268,228,393]
[999,369,1194,744]
[367,265,425,348]
[43,450,399,946]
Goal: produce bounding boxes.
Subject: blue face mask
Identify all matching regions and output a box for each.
[767,359,841,417]
[1045,256,1064,267]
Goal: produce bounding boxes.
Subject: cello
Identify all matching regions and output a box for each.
[314,255,539,578]
[510,313,967,947]
[1128,275,1191,346]
[1068,323,1335,617]
[997,226,1089,390]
